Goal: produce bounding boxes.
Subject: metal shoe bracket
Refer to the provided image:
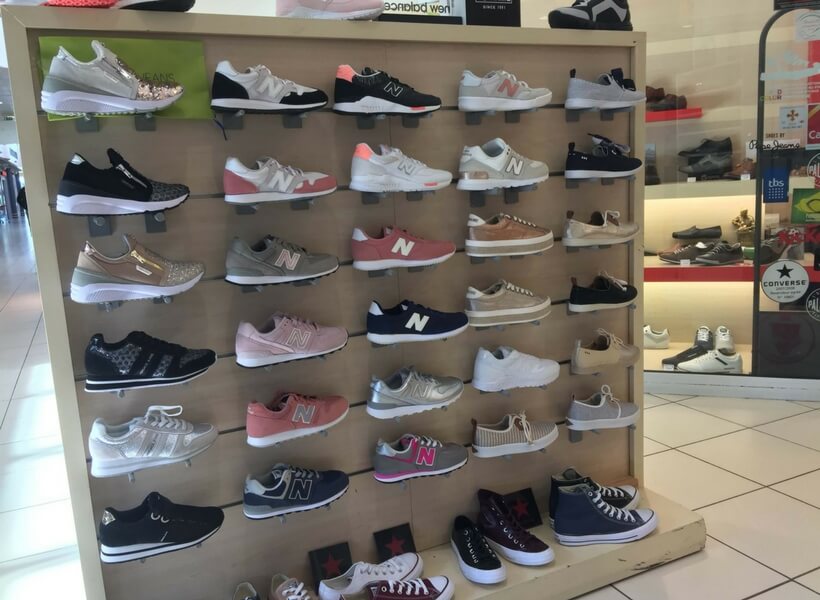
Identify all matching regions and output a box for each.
[565,174,636,189]
[241,285,266,294]
[468,187,501,208]
[565,244,613,253]
[474,320,541,332]
[479,389,512,397]
[569,423,635,443]
[292,278,319,287]
[406,191,434,201]
[234,204,258,215]
[110,389,126,399]
[355,114,387,130]
[144,211,167,234]
[361,192,388,205]
[97,301,124,312]
[469,256,501,265]
[152,296,174,305]
[282,113,307,129]
[290,199,314,211]
[134,113,157,131]
[565,105,634,123]
[87,215,113,237]
[464,108,537,126]
[74,113,100,133]
[400,113,433,129]
[399,481,408,491]
[367,269,394,278]
[371,341,399,349]
[219,110,246,130]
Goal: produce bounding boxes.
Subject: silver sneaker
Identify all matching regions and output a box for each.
[368,367,464,419]
[566,385,639,431]
[225,235,339,285]
[472,412,558,458]
[458,69,552,112]
[465,280,551,327]
[457,138,549,191]
[565,68,645,110]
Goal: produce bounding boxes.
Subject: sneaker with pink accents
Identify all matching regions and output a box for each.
[351,226,456,271]
[350,144,452,193]
[235,313,348,368]
[246,392,349,447]
[372,434,469,483]
[275,0,383,20]
[223,157,337,205]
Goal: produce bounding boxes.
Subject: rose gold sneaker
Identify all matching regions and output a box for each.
[465,213,553,257]
[246,392,349,447]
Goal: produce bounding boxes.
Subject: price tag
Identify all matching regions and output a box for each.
[687,177,696,183]
[663,364,675,371]
[680,259,691,266]
[741,173,751,181]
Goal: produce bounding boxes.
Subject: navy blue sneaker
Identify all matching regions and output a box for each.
[366,299,469,345]
[553,484,657,546]
[243,464,349,520]
[548,468,639,526]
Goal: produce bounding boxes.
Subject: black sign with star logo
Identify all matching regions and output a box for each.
[308,541,352,591]
[373,523,416,562]
[778,264,794,278]
[503,488,542,529]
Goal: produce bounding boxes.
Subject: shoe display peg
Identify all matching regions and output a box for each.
[292,278,319,287]
[217,109,245,130]
[479,389,511,397]
[282,112,307,129]
[97,300,124,312]
[566,174,636,189]
[400,113,432,128]
[319,430,329,438]
[360,192,387,205]
[127,472,136,483]
[355,114,387,130]
[74,113,100,133]
[406,190,435,201]
[134,112,157,131]
[503,183,537,204]
[87,215,113,237]
[240,285,265,294]
[367,269,394,278]
[152,296,174,305]
[234,204,258,215]
[565,105,633,123]
[290,199,314,211]
[279,515,287,524]
[144,211,167,234]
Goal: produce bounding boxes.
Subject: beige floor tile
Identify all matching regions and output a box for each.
[773,470,820,509]
[643,393,669,409]
[680,396,812,427]
[794,401,820,409]
[699,489,820,577]
[798,568,820,594]
[575,586,628,600]
[0,435,70,513]
[644,450,760,510]
[758,411,820,452]
[0,546,86,600]
[680,430,820,485]
[10,359,54,400]
[646,393,697,402]
[643,403,743,448]
[643,437,668,456]
[753,583,820,600]
[0,499,77,563]
[0,393,60,444]
[614,537,785,600]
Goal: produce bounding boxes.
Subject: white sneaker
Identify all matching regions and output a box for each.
[318,553,423,600]
[350,144,452,193]
[677,349,743,374]
[457,139,549,191]
[223,157,337,204]
[458,69,552,112]
[472,346,560,392]
[643,325,670,349]
[210,61,328,113]
[563,210,640,247]
[715,325,735,353]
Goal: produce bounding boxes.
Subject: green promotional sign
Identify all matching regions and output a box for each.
[38,36,211,120]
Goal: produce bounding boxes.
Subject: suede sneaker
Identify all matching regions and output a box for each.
[568,272,638,313]
[352,226,455,271]
[373,434,468,483]
[246,392,349,448]
[225,235,339,285]
[465,213,553,257]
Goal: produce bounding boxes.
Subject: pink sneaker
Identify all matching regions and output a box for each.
[247,392,349,447]
[351,226,456,271]
[275,0,383,19]
[235,313,348,368]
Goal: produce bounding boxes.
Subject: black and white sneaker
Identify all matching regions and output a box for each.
[84,331,216,392]
[211,61,328,114]
[99,492,224,563]
[451,515,506,585]
[366,300,469,345]
[694,241,745,265]
[565,135,643,179]
[661,325,712,368]
[333,65,441,116]
[548,0,633,31]
[57,149,189,215]
[569,271,638,313]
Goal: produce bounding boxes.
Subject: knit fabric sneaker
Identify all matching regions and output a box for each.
[89,405,217,478]
[225,235,339,285]
[243,464,349,519]
[351,227,456,271]
[350,144,452,192]
[562,210,640,247]
[224,157,337,204]
[368,367,464,419]
[373,434,468,483]
[458,69,552,112]
[565,134,643,179]
[319,554,423,600]
[565,68,644,110]
[276,0,384,20]
[566,385,639,431]
[333,65,441,115]
[472,346,560,392]
[340,578,454,600]
[450,515,506,585]
[548,467,639,526]
[458,138,549,191]
[70,235,204,304]
[465,280,551,327]
[465,213,554,257]
[568,271,638,312]
[366,300,468,345]
[472,413,558,458]
[210,61,328,113]
[235,313,348,368]
[571,328,640,374]
[477,489,554,566]
[246,392,350,448]
[548,0,633,31]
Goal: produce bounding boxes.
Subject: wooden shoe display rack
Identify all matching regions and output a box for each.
[4,7,705,600]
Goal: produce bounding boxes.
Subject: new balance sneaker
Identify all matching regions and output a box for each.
[276,0,383,19]
[643,325,670,350]
[350,144,452,192]
[246,392,349,448]
[548,0,633,30]
[458,138,549,190]
[472,413,558,458]
[56,149,188,215]
[694,241,745,265]
[243,464,349,519]
[225,236,339,285]
[465,213,553,257]
[366,300,468,344]
[373,434,468,483]
[271,576,316,600]
[565,135,643,179]
[450,515,506,585]
[661,326,711,368]
[341,579,454,600]
[352,227,455,271]
[84,331,216,392]
[472,346,560,392]
[70,235,204,304]
[548,468,639,526]
[715,325,735,353]
[42,40,183,115]
[562,210,639,247]
[89,405,217,477]
[223,157,337,204]
[658,242,716,264]
[319,554,423,600]
[235,313,348,368]
[571,328,640,374]
[43,0,196,8]
[569,272,638,312]
[465,280,551,327]
[565,68,644,110]
[458,70,552,112]
[368,367,464,419]
[553,484,656,546]
[211,61,327,113]
[477,489,554,566]
[677,349,743,374]
[99,492,223,563]
[566,385,639,431]
[333,65,441,115]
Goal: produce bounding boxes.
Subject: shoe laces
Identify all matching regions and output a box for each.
[361,557,403,578]
[511,412,534,444]
[501,213,538,228]
[595,328,624,348]
[390,148,427,171]
[130,331,186,354]
[282,580,310,600]
[695,327,711,345]
[252,65,298,95]
[286,466,320,479]
[591,135,630,157]
[599,384,620,407]
[600,271,628,291]
[386,580,429,596]
[463,525,497,562]
[503,281,534,297]
[284,314,319,331]
[495,70,531,89]
[408,368,438,385]
[272,237,307,255]
[260,157,304,177]
[670,244,694,255]
[415,435,442,448]
[143,405,186,430]
[589,489,636,522]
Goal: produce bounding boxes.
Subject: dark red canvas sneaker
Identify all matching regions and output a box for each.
[342,578,454,600]
[476,489,554,566]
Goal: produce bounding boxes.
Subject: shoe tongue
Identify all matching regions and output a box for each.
[563,467,582,480]
[92,40,117,64]
[380,144,399,157]
[271,392,296,410]
[275,578,301,598]
[107,148,126,167]
[146,492,170,513]
[251,236,277,252]
[270,463,290,479]
[362,66,380,76]
[400,434,417,449]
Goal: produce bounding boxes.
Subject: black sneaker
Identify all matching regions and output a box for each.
[548,0,632,31]
[57,149,189,215]
[569,272,638,313]
[565,135,643,180]
[694,241,744,265]
[658,242,716,264]
[548,468,639,526]
[760,238,789,265]
[678,137,733,159]
[661,326,712,368]
[672,225,722,240]
[120,0,196,11]
[679,154,733,178]
[84,331,217,392]
[333,65,441,116]
[99,492,224,563]
[450,515,506,585]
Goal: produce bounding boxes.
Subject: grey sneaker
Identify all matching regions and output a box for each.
[472,413,558,458]
[225,235,339,285]
[373,434,469,483]
[458,69,552,112]
[565,68,645,110]
[368,367,464,419]
[566,385,639,431]
[465,280,551,327]
[457,138,549,191]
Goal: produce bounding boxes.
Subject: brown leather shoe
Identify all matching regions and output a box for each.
[724,158,756,180]
[646,85,665,102]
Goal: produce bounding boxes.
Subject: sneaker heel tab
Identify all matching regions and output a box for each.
[336,64,356,82]
[570,68,576,78]
[353,143,374,160]
[570,276,578,287]
[566,210,574,219]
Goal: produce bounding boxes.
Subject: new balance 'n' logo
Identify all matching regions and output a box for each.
[506,157,524,175]
[391,238,415,257]
[289,478,312,500]
[405,313,429,332]
[498,79,520,98]
[286,328,312,349]
[591,0,628,20]
[384,82,404,97]
[269,169,296,191]
[416,447,436,467]
[292,404,316,424]
[274,249,301,271]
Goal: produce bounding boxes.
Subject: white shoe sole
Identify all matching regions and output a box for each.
[473,426,559,458]
[366,395,460,419]
[555,513,658,546]
[56,193,187,215]
[70,273,202,304]
[100,527,220,563]
[486,538,554,566]
[333,97,441,115]
[570,355,639,375]
[210,98,326,112]
[225,186,336,204]
[472,366,560,393]
[568,299,635,313]
[562,232,639,247]
[566,413,639,431]
[349,174,451,193]
[676,365,742,374]
[352,252,455,271]
[90,442,215,478]
[225,265,339,286]
[458,92,553,112]
[373,457,468,483]
[564,97,645,110]
[41,90,180,116]
[84,365,211,393]
[451,540,507,584]
[243,485,349,520]
[366,324,468,345]
[280,5,383,19]
[236,339,348,368]
[465,233,554,251]
[564,167,642,179]
[246,407,349,448]
[457,174,549,191]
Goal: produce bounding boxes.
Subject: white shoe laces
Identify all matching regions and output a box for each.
[695,327,711,344]
[495,70,531,89]
[252,65,298,96]
[589,489,636,522]
[415,435,442,448]
[600,271,629,291]
[260,157,304,177]
[503,280,535,297]
[283,580,310,600]
[511,412,534,444]
[143,406,185,430]
[501,213,538,228]
[361,557,403,578]
[595,328,625,348]
[386,580,430,596]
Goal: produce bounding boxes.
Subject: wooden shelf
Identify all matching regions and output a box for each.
[646,107,703,123]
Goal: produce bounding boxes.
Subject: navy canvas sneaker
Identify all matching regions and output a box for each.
[548,468,639,526]
[564,134,643,179]
[568,272,638,312]
[553,484,657,546]
[243,464,349,520]
[367,300,469,345]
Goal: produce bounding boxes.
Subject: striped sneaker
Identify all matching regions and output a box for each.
[472,413,558,458]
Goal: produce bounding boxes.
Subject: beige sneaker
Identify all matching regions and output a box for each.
[571,329,640,375]
[465,280,551,327]
[562,210,639,247]
[270,575,315,600]
[472,412,559,458]
[70,234,204,304]
[465,213,554,257]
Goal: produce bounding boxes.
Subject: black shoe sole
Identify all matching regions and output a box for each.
[548,12,633,30]
[122,0,195,10]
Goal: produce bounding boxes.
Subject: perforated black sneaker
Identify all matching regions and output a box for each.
[548,0,633,31]
[333,65,441,116]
